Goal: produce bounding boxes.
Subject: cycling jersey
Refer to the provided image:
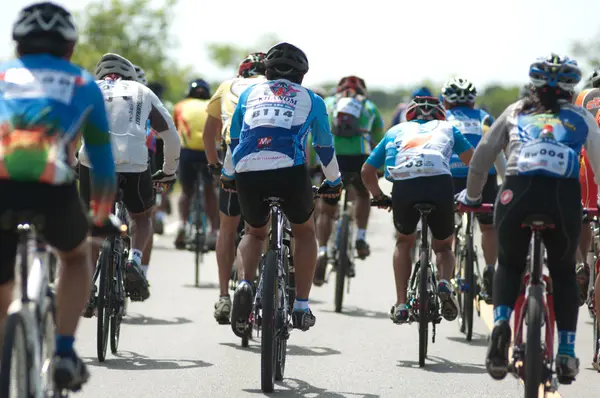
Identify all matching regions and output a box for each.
[391,102,408,126]
[225,79,341,184]
[173,97,210,150]
[79,78,180,175]
[366,119,472,181]
[323,95,385,155]
[467,100,600,199]
[447,106,496,177]
[0,54,116,202]
[206,75,267,145]
[575,88,600,207]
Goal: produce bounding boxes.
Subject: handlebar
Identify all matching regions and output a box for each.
[90,213,128,238]
[312,186,320,199]
[456,203,494,213]
[370,195,392,208]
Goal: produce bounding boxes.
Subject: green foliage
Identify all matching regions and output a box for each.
[71,0,192,103]
[572,35,600,68]
[207,33,280,73]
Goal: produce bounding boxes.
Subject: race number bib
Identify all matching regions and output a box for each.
[249,103,295,129]
[517,140,569,176]
[387,151,446,180]
[451,119,482,136]
[335,97,363,118]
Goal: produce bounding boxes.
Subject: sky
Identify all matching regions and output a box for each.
[2,0,599,91]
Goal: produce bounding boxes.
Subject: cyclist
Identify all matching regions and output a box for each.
[390,86,433,127]
[456,54,600,382]
[313,75,384,285]
[0,2,116,390]
[223,42,343,333]
[362,96,473,324]
[574,73,600,310]
[204,52,267,323]
[173,78,219,250]
[79,53,181,302]
[442,76,505,302]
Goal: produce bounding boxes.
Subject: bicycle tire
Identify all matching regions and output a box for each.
[464,230,475,341]
[41,295,56,394]
[335,213,350,313]
[455,238,466,334]
[418,232,429,367]
[260,250,278,393]
[594,312,599,371]
[0,312,31,397]
[525,286,543,398]
[110,260,124,354]
[96,243,113,362]
[275,245,291,381]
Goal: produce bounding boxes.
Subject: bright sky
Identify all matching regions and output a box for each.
[2,0,599,91]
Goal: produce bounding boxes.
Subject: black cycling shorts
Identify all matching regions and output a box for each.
[323,155,369,206]
[79,165,155,214]
[453,175,499,225]
[392,174,455,240]
[178,149,212,196]
[0,181,88,284]
[219,186,241,217]
[236,165,314,228]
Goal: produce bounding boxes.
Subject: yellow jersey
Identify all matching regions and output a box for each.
[173,98,210,151]
[206,75,266,145]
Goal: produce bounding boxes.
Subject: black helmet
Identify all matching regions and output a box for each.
[12,2,77,43]
[148,82,165,98]
[187,78,211,99]
[265,42,309,76]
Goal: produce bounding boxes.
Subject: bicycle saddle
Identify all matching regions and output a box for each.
[521,214,555,230]
[413,203,437,213]
[0,209,45,231]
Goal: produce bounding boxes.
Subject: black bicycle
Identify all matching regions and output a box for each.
[93,183,131,362]
[188,167,209,287]
[371,196,441,367]
[330,184,355,313]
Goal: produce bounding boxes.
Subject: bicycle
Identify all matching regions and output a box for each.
[452,206,487,341]
[0,211,125,397]
[457,203,560,396]
[371,196,442,368]
[91,182,131,362]
[187,167,209,287]
[583,208,600,370]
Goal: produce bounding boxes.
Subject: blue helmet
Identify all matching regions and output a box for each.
[187,78,211,99]
[529,54,581,93]
[411,86,432,98]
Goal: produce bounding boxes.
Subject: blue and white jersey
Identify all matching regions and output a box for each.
[225,79,341,184]
[366,119,473,181]
[447,106,495,177]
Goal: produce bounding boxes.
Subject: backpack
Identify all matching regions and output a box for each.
[331,94,366,137]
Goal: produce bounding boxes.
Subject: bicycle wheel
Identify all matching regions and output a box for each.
[525,286,543,398]
[40,295,56,395]
[463,230,475,341]
[96,243,113,362]
[418,238,429,367]
[454,241,466,334]
[110,259,125,354]
[335,213,351,313]
[0,312,32,397]
[261,250,278,393]
[275,245,291,381]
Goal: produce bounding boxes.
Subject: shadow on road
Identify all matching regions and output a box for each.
[121,313,192,326]
[396,355,487,374]
[182,282,220,289]
[219,342,341,357]
[446,332,489,347]
[243,378,380,397]
[83,350,212,371]
[320,306,389,320]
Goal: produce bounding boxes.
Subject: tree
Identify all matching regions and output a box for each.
[71,0,192,103]
[206,33,280,74]
[477,85,519,118]
[572,35,600,69]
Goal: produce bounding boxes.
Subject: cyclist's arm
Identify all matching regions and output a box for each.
[204,83,226,164]
[362,135,388,197]
[148,91,181,175]
[81,82,117,218]
[583,111,600,188]
[223,91,247,179]
[466,104,512,199]
[368,101,385,144]
[310,94,341,185]
[452,126,474,166]
[482,115,507,182]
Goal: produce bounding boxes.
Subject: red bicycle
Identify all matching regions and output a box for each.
[584,208,600,371]
[457,203,559,397]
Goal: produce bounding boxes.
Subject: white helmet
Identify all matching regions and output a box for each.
[95,53,136,80]
[133,64,148,85]
[442,76,477,104]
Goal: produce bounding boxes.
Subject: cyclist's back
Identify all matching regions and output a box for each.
[575,87,600,208]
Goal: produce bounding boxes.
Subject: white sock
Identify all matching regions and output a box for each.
[319,245,327,253]
[293,299,309,311]
[128,249,143,267]
[356,229,367,241]
[141,264,149,277]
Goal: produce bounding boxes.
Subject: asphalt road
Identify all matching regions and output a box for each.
[72,180,600,398]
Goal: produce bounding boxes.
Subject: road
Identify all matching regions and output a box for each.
[73,181,599,397]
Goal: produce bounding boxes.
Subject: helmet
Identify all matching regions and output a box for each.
[133,64,148,85]
[95,53,136,80]
[529,53,581,92]
[589,68,600,89]
[188,78,211,98]
[442,77,477,104]
[148,81,165,98]
[264,42,309,75]
[12,2,77,43]
[238,52,266,78]
[337,76,367,95]
[411,86,432,98]
[405,96,446,122]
